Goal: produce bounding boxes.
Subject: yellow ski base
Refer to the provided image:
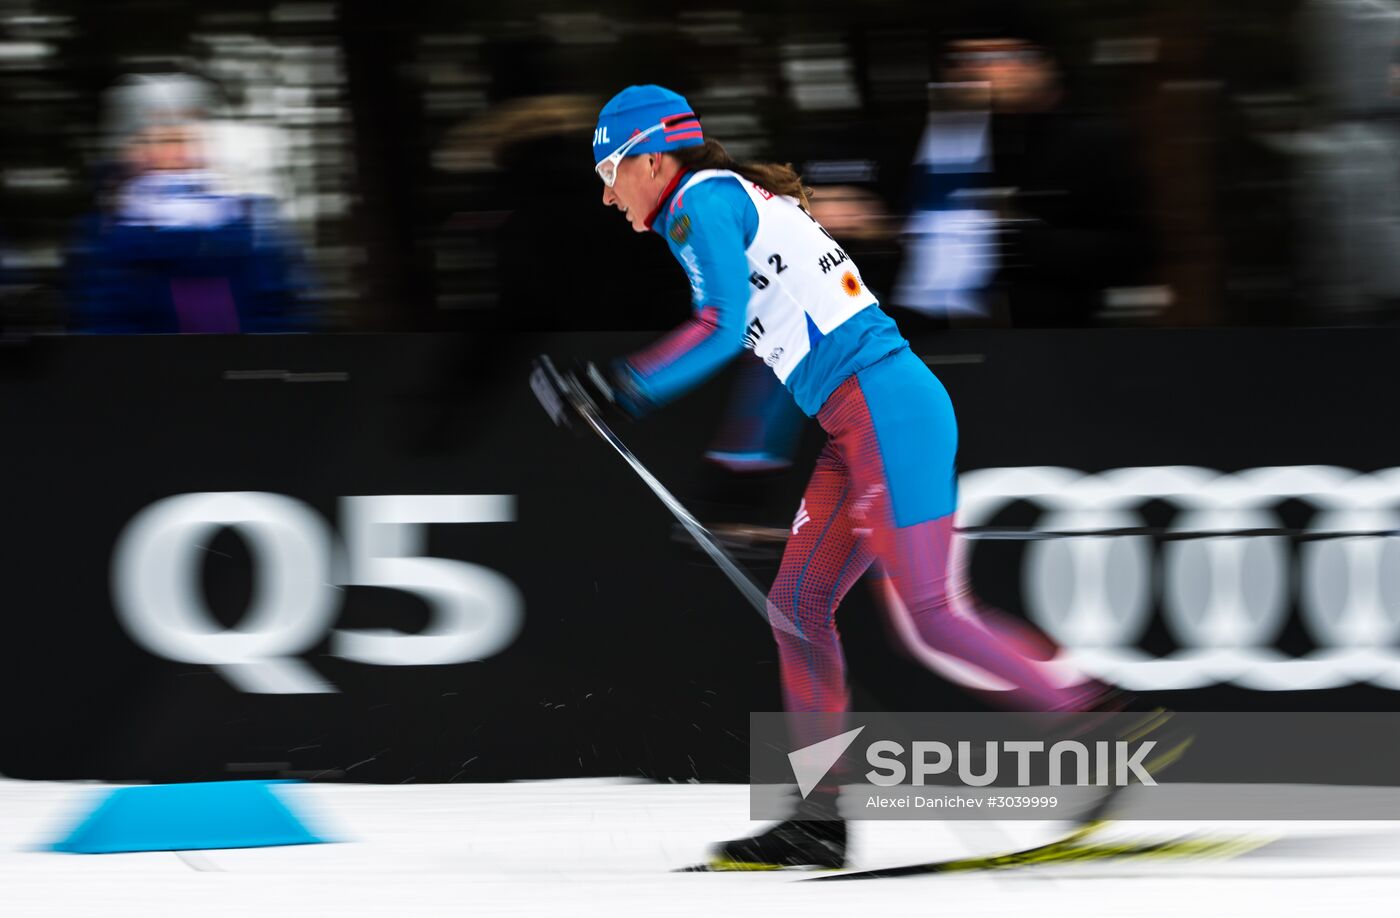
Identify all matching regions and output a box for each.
[705,859,803,872]
[807,829,1276,881]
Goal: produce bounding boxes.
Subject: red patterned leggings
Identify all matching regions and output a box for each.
[768,368,1099,755]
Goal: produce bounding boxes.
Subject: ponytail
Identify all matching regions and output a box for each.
[669,139,813,211]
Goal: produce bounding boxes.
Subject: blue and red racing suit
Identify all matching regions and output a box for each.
[619,168,1099,752]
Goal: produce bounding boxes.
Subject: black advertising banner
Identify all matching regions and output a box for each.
[1,329,1398,783]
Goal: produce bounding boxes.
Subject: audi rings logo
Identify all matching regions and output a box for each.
[957,466,1400,692]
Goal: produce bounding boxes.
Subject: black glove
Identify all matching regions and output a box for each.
[530,355,647,434]
[570,359,642,421]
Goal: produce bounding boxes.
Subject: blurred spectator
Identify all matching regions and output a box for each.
[68,74,315,334]
[1294,0,1400,324]
[890,79,1000,322]
[893,25,1157,327]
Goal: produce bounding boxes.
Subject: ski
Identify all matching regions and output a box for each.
[674,861,818,873]
[803,823,1270,882]
[676,822,1269,877]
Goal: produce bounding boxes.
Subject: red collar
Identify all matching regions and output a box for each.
[643,169,691,232]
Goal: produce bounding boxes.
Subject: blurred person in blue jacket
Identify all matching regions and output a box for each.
[69,74,314,334]
[894,21,1155,327]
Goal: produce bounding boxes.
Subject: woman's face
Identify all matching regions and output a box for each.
[945,39,1059,113]
[601,154,659,234]
[126,123,204,174]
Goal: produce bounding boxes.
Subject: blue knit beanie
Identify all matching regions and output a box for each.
[592,85,704,166]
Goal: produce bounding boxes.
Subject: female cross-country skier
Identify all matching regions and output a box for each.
[568,84,1121,870]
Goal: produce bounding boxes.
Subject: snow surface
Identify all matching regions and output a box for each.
[3,778,1400,918]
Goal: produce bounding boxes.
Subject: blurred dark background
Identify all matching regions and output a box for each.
[1,0,1397,334]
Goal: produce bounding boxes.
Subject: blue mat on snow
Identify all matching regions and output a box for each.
[49,780,328,854]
